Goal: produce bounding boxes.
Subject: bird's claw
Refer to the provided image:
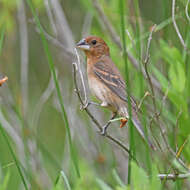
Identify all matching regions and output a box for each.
[80,102,90,110]
[100,125,108,136]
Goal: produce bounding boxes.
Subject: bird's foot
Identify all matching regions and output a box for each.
[120,118,128,128]
[80,102,90,110]
[100,125,108,136]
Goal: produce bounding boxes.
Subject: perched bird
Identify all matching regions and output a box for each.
[76,36,153,149]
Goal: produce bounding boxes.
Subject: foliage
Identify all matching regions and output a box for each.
[0,0,189,189]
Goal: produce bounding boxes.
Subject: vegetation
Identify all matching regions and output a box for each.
[0,0,189,189]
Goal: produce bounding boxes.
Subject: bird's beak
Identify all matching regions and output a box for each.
[76,39,90,50]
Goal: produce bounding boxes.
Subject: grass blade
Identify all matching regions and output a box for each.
[119,0,135,185]
[0,123,28,190]
[60,171,71,190]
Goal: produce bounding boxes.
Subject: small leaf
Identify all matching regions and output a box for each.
[169,62,186,92]
[131,162,149,190]
[96,178,113,190]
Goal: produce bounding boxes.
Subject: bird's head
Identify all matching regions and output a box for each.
[76,36,110,58]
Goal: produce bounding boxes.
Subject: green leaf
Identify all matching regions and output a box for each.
[0,171,10,190]
[96,178,113,190]
[169,61,186,92]
[60,171,71,190]
[112,169,125,187]
[131,162,149,190]
[149,165,162,190]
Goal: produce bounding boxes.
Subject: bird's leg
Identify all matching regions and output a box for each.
[100,112,117,136]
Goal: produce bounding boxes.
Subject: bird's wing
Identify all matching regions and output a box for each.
[93,59,127,102]
[93,59,155,149]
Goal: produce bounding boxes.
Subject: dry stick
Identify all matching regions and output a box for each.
[186,0,190,23]
[158,172,190,180]
[144,24,157,109]
[144,26,189,172]
[172,0,187,50]
[144,25,164,151]
[144,25,170,149]
[74,48,87,105]
[91,0,161,91]
[137,91,151,112]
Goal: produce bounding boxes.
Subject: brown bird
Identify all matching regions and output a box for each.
[76,36,153,148]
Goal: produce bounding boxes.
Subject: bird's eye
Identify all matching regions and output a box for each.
[91,40,97,45]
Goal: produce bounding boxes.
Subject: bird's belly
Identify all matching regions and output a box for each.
[88,77,108,102]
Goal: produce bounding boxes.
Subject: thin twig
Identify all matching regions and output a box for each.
[144,24,157,110]
[74,48,87,105]
[143,27,189,171]
[172,0,187,50]
[137,91,150,111]
[158,172,190,180]
[186,0,190,23]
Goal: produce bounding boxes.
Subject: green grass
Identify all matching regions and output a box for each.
[0,0,189,189]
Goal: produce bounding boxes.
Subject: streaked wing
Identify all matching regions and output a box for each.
[93,61,127,102]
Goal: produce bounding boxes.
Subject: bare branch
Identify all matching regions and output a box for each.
[74,49,88,105]
[172,0,187,50]
[137,91,151,111]
[144,24,157,110]
[158,172,190,180]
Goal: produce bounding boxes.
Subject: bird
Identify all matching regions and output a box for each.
[76,36,154,149]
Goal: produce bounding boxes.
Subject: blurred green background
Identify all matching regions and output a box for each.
[0,0,190,189]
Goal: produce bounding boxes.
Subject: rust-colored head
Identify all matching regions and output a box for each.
[76,36,110,58]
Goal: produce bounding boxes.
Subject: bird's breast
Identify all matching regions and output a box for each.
[88,75,107,101]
